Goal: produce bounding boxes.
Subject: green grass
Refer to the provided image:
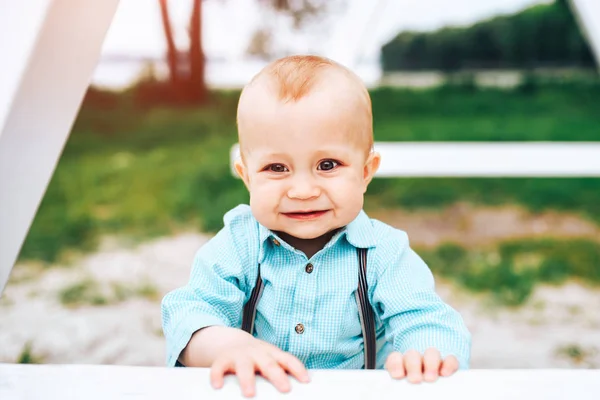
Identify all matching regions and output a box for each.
[58,278,161,307]
[555,344,599,367]
[111,281,160,302]
[58,279,108,306]
[372,81,600,142]
[420,238,600,306]
[18,83,600,263]
[16,342,45,364]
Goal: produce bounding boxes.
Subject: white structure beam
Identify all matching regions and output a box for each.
[570,0,600,68]
[0,0,119,294]
[230,142,600,178]
[1,364,600,399]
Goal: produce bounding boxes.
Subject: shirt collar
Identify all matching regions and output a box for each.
[257,209,377,252]
[342,209,377,249]
[259,223,274,246]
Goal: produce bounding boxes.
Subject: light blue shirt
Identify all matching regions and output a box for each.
[161,204,471,369]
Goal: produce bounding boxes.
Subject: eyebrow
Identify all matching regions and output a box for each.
[252,152,291,164]
[313,147,353,159]
[250,146,356,165]
[255,152,289,159]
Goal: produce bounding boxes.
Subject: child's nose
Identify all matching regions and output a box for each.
[287,174,321,199]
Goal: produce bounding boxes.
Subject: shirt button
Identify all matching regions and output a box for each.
[305,263,314,274]
[272,238,280,246]
[295,323,305,334]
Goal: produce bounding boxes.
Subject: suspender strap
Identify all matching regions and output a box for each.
[241,249,376,369]
[241,264,264,334]
[355,248,377,369]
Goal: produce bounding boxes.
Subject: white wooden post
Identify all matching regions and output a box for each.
[570,0,600,68]
[0,0,119,294]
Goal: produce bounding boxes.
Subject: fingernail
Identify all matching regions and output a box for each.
[392,371,404,379]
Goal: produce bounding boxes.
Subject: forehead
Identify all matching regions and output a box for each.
[239,68,368,118]
[238,82,370,152]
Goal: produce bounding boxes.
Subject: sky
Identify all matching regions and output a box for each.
[93,0,549,88]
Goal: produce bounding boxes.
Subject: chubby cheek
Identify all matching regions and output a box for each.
[326,175,365,212]
[248,179,282,222]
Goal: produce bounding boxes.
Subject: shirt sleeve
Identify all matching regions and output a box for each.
[371,230,472,369]
[160,208,255,367]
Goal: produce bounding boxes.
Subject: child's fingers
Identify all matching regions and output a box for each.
[255,355,291,393]
[385,351,405,379]
[235,359,258,398]
[423,348,441,382]
[403,350,423,384]
[210,357,233,389]
[440,355,459,377]
[275,351,310,383]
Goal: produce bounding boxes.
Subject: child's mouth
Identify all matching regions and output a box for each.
[283,210,328,220]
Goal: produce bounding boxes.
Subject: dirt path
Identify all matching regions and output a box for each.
[369,203,600,248]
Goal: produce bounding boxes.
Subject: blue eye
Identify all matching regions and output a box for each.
[318,160,339,171]
[268,164,288,173]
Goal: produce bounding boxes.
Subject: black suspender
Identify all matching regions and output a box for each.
[354,248,376,369]
[241,248,377,369]
[241,266,265,335]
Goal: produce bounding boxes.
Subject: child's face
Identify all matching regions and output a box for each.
[235,82,380,240]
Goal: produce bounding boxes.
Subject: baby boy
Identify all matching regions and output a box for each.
[161,55,471,397]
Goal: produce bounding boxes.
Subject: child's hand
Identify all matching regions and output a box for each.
[210,337,310,397]
[385,349,459,383]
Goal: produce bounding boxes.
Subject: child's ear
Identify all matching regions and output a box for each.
[234,159,251,190]
[362,151,381,192]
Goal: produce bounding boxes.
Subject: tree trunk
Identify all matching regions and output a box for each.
[158,0,180,86]
[188,0,208,103]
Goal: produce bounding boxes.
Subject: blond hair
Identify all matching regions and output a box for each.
[237,55,373,153]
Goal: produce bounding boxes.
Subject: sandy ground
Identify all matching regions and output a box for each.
[1,206,599,368]
[368,203,600,248]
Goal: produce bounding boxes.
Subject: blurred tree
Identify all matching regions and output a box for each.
[263,0,328,29]
[158,0,182,88]
[246,28,273,60]
[188,0,204,102]
[158,0,333,104]
[158,0,205,104]
[381,0,596,71]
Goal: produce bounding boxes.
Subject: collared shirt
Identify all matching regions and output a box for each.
[161,204,471,369]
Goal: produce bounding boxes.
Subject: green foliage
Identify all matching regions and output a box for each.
[421,239,600,306]
[18,93,242,262]
[58,279,108,306]
[17,84,600,263]
[111,281,160,302]
[366,177,600,219]
[16,342,44,364]
[370,82,600,142]
[59,278,162,306]
[381,1,595,71]
[555,343,598,366]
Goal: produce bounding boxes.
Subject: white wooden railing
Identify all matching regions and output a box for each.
[2,363,600,400]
